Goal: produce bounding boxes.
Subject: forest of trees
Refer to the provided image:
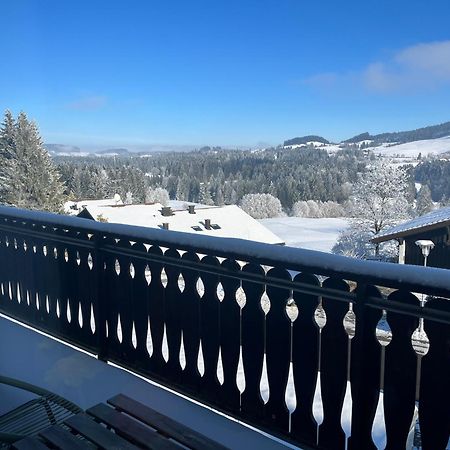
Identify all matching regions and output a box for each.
[414,159,450,203]
[2,109,446,223]
[55,147,370,211]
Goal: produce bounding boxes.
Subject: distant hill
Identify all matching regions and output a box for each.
[283,135,330,146]
[95,148,129,155]
[343,132,372,144]
[344,121,450,145]
[45,144,81,154]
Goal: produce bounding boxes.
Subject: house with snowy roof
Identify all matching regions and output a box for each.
[70,200,285,245]
[372,206,450,269]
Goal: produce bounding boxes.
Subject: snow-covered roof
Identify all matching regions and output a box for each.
[77,202,284,245]
[64,198,123,214]
[373,206,450,243]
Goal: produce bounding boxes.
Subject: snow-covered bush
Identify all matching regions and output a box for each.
[292,201,309,217]
[145,187,170,206]
[322,201,345,217]
[240,193,283,219]
[306,200,321,217]
[292,200,344,218]
[332,223,398,260]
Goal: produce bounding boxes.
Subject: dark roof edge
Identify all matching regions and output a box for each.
[372,220,450,244]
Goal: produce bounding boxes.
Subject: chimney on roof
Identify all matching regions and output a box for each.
[188,204,196,214]
[205,219,211,230]
[161,206,172,217]
[162,222,169,230]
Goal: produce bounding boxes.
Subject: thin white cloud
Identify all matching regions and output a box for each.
[302,72,339,89]
[303,40,450,94]
[395,41,450,78]
[67,95,107,110]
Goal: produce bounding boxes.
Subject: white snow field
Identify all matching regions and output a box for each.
[259,217,349,252]
[369,136,450,158]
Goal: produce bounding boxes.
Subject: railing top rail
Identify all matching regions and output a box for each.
[1,205,449,297]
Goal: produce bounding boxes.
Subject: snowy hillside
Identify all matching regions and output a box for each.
[259,217,349,252]
[368,136,450,158]
[282,135,450,158]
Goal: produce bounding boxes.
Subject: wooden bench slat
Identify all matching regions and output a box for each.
[39,425,90,449]
[87,403,179,450]
[65,413,139,450]
[12,436,49,450]
[108,394,228,450]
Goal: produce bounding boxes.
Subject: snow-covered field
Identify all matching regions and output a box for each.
[259,217,349,252]
[283,135,450,160]
[370,136,450,158]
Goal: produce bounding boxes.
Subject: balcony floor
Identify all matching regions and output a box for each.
[0,314,296,449]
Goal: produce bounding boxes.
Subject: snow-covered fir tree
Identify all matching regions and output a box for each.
[86,167,111,199]
[240,193,283,219]
[199,183,214,205]
[176,175,190,201]
[416,185,434,216]
[0,111,66,212]
[0,110,16,199]
[125,191,134,204]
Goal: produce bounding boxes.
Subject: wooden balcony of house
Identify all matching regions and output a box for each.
[0,205,449,449]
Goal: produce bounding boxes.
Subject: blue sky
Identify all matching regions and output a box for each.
[1,0,450,148]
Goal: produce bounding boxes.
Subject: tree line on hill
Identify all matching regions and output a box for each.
[55,146,370,211]
[283,120,450,148]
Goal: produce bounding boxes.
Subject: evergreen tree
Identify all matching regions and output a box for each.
[214,186,224,206]
[0,111,66,212]
[0,110,16,198]
[199,183,214,205]
[0,110,15,158]
[416,185,434,216]
[176,175,190,201]
[125,191,133,204]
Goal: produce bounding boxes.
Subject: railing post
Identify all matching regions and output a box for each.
[348,283,382,450]
[94,233,108,362]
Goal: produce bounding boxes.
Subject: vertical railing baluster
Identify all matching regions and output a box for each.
[179,252,202,391]
[291,272,321,447]
[95,233,108,361]
[318,277,350,450]
[264,267,291,434]
[348,283,383,450]
[384,290,420,450]
[164,248,184,384]
[218,258,241,414]
[198,255,221,404]
[241,263,266,422]
[419,297,450,450]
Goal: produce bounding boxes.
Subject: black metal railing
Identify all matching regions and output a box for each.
[0,205,448,450]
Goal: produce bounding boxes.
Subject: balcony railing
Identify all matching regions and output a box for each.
[0,205,449,450]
